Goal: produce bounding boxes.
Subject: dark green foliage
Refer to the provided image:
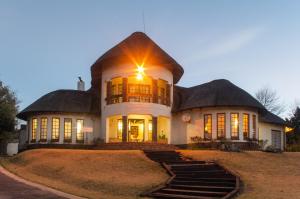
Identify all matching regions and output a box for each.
[286,107,300,144]
[0,81,18,139]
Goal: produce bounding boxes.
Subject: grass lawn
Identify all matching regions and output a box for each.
[1,149,300,199]
[0,149,168,199]
[180,150,300,199]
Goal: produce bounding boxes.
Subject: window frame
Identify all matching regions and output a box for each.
[40,117,48,142]
[51,117,60,142]
[252,114,257,140]
[217,113,226,139]
[76,119,84,143]
[230,113,239,140]
[31,118,37,142]
[64,118,72,143]
[204,114,212,140]
[243,113,250,140]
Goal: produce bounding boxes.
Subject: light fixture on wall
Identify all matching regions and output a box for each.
[136,64,145,81]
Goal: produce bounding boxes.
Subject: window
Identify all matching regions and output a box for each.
[117,119,123,139]
[204,114,212,140]
[32,118,37,141]
[52,118,60,141]
[140,85,150,94]
[148,120,153,141]
[217,113,226,139]
[243,114,249,139]
[76,119,84,143]
[252,115,257,139]
[128,84,152,102]
[158,87,166,104]
[40,118,47,141]
[64,118,72,142]
[108,77,123,104]
[231,113,239,139]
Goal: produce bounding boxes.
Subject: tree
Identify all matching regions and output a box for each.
[255,87,285,115]
[286,106,300,144]
[0,80,19,140]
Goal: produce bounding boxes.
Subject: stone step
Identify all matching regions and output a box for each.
[151,192,221,199]
[159,188,228,197]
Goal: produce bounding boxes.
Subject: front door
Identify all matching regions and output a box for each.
[271,130,282,149]
[128,119,145,142]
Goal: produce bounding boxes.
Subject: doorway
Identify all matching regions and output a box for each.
[128,119,145,142]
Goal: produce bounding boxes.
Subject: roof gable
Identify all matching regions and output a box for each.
[91,32,184,84]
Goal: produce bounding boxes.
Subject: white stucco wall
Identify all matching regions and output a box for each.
[258,122,285,150]
[171,107,259,145]
[27,114,101,144]
[101,64,173,142]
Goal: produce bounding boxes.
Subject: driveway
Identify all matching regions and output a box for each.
[0,164,86,199]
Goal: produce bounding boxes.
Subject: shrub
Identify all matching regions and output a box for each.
[190,136,203,143]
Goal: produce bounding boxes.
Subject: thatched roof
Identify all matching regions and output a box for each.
[173,79,265,112]
[259,110,286,125]
[17,90,100,120]
[91,32,184,86]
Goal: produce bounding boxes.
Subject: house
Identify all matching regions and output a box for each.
[17,32,286,150]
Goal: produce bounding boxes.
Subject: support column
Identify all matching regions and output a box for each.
[152,116,158,142]
[122,78,128,102]
[152,79,158,103]
[122,116,128,142]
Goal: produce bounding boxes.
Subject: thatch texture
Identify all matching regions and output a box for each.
[259,110,286,125]
[91,32,184,88]
[173,79,265,111]
[17,90,100,120]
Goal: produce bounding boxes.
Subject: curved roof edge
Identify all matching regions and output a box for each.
[172,79,265,112]
[17,89,100,120]
[259,110,286,126]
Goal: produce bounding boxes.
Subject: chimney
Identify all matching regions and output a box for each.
[77,76,85,91]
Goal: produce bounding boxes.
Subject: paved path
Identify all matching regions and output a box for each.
[0,166,84,199]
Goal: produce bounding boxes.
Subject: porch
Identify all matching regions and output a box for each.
[106,114,170,144]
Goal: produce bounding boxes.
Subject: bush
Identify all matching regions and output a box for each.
[286,144,300,152]
[190,136,203,143]
[264,145,282,153]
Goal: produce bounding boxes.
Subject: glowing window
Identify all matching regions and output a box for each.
[231,113,239,138]
[252,115,257,139]
[32,118,37,141]
[204,114,212,140]
[117,119,123,139]
[64,118,72,141]
[243,114,249,139]
[148,120,153,141]
[217,113,226,139]
[52,118,60,141]
[40,118,47,141]
[76,119,84,142]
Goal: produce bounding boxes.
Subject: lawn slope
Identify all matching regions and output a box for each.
[0,149,168,199]
[181,150,300,199]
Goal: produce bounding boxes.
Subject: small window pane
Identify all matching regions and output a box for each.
[52,118,60,141]
[40,118,47,141]
[32,118,37,141]
[204,114,212,140]
[76,119,84,142]
[243,114,249,139]
[64,118,72,141]
[217,113,225,139]
[231,113,239,138]
[252,115,257,139]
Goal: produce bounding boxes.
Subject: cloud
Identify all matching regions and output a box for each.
[187,26,266,62]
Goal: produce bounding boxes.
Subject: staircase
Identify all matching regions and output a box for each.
[142,151,240,199]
